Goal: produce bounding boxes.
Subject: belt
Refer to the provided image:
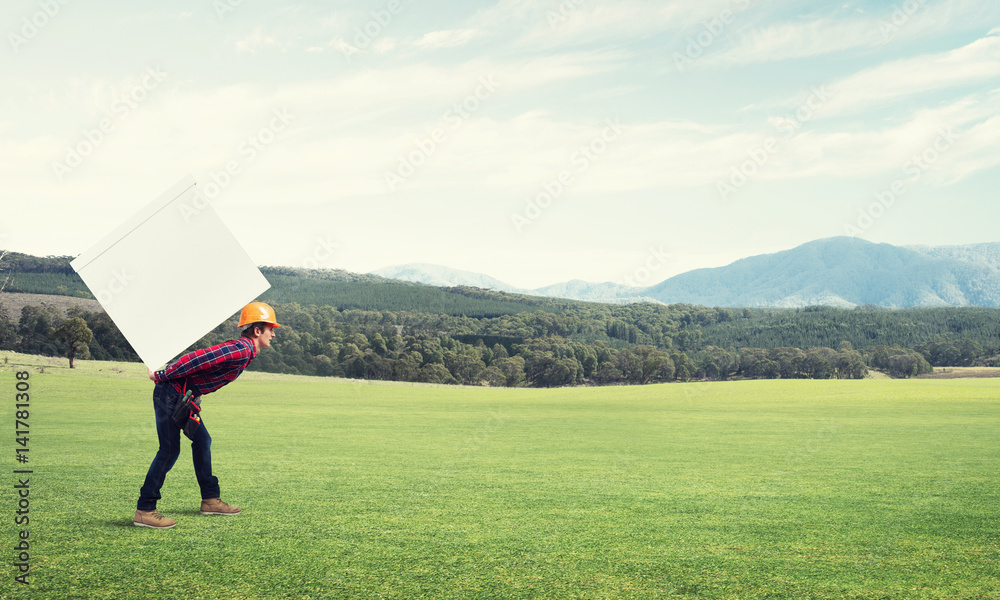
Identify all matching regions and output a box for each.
[166,379,202,404]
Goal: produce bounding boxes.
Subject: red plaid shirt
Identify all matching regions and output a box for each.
[154,337,257,396]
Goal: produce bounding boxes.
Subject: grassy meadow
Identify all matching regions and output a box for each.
[1,352,999,599]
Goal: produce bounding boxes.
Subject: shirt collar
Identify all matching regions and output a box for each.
[237,336,258,358]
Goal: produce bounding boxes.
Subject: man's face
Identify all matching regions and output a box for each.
[258,325,276,349]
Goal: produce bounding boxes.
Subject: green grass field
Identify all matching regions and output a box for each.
[2,352,999,599]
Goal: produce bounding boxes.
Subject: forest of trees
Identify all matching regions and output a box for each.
[11,299,999,386]
[1,252,997,387]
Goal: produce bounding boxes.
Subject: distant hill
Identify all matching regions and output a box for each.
[532,279,656,304]
[257,265,587,317]
[372,238,1000,309]
[906,242,1000,271]
[370,267,655,304]
[0,253,595,319]
[0,292,102,320]
[371,263,538,295]
[7,249,1000,366]
[644,237,1000,308]
[8,237,1000,312]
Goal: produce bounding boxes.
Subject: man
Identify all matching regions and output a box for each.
[133,301,280,529]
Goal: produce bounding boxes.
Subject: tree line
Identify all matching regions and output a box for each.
[9,299,996,386]
[5,252,1000,351]
[3,252,998,385]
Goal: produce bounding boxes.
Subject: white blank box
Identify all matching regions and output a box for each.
[71,176,270,370]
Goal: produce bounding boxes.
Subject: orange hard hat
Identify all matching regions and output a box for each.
[238,302,281,329]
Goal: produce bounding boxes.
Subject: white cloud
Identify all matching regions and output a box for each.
[234,27,283,54]
[710,17,881,65]
[465,0,732,50]
[371,37,397,54]
[319,13,349,31]
[733,90,1000,185]
[328,37,356,56]
[0,50,627,209]
[945,114,1000,182]
[413,29,481,49]
[6,0,1000,282]
[706,0,1000,67]
[12,49,992,214]
[810,32,1000,117]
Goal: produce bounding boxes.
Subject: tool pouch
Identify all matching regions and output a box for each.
[171,390,202,440]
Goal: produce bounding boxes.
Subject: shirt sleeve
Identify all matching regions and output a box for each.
[156,341,249,382]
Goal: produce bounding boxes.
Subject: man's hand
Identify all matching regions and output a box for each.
[147,368,156,382]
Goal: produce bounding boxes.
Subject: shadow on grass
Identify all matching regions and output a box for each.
[108,520,135,528]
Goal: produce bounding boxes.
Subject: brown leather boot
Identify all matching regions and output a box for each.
[200,497,241,515]
[134,509,176,529]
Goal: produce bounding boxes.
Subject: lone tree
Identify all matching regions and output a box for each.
[51,317,92,368]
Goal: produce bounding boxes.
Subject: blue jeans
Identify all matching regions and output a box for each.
[137,382,220,511]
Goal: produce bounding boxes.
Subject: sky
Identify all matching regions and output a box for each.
[3,0,999,290]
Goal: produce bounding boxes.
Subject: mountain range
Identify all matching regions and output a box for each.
[371,237,1000,308]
